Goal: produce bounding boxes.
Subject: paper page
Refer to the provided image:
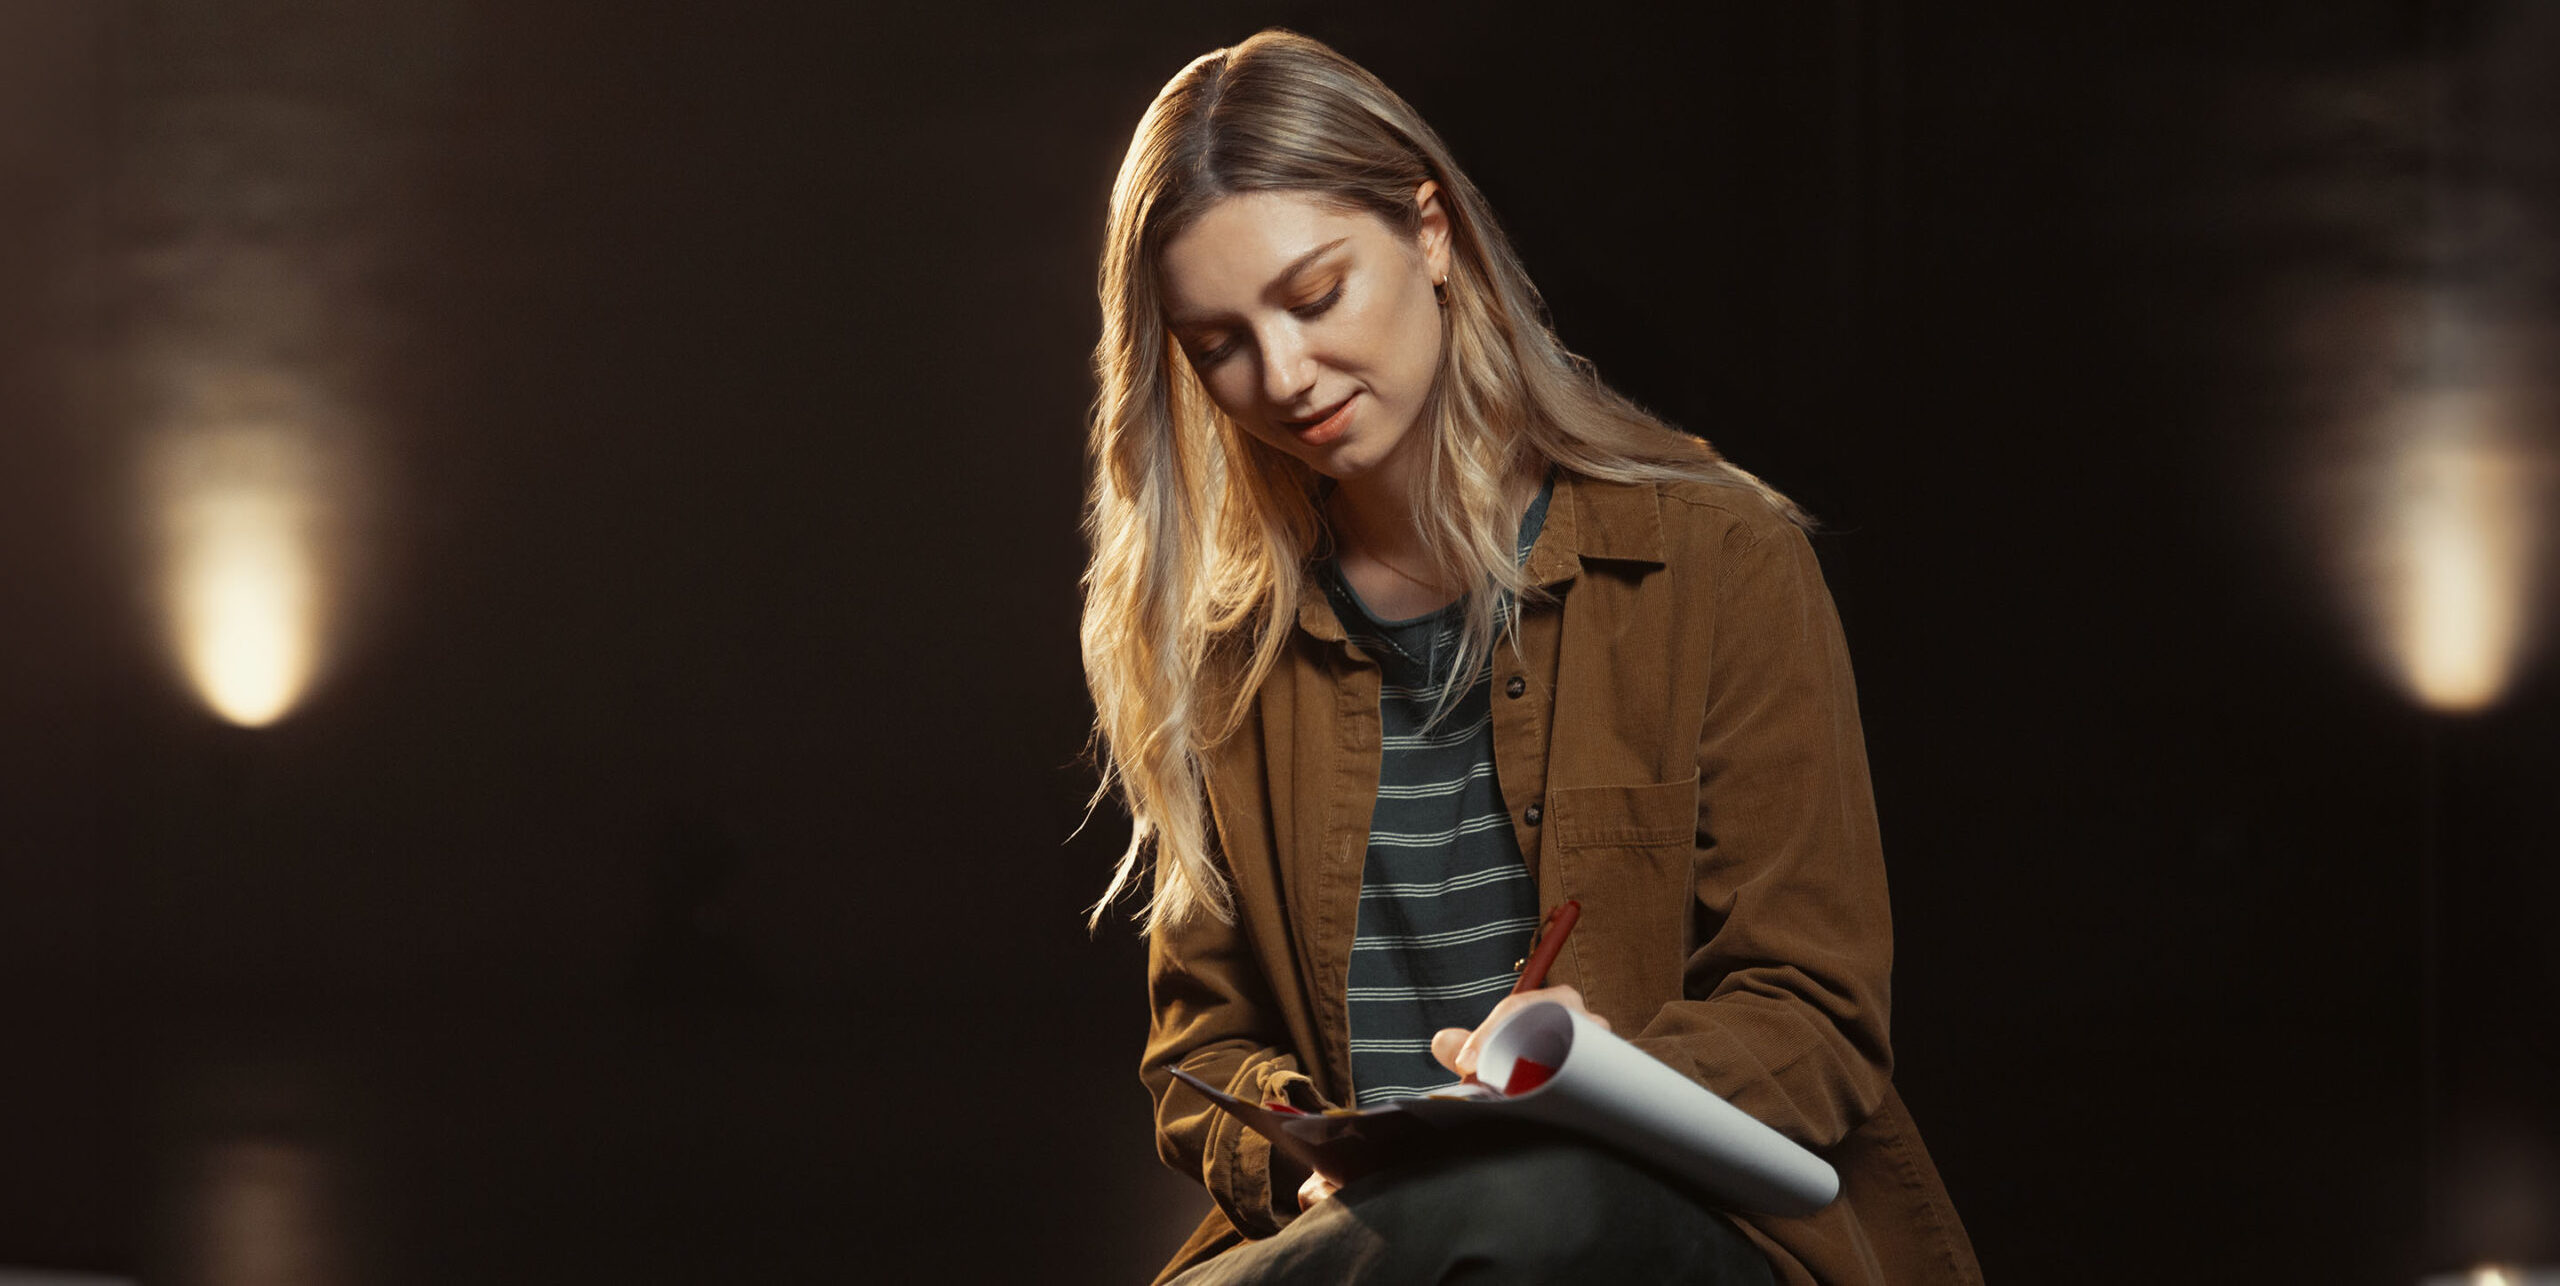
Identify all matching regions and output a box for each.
[1167,1001,1838,1217]
[1452,1000,1839,1216]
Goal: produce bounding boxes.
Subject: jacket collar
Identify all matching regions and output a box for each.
[1524,470,1666,585]
[1293,469,1664,642]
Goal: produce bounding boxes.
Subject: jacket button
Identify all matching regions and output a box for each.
[1523,803,1543,826]
[1504,675,1526,699]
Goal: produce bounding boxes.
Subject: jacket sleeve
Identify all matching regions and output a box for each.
[1624,517,1897,1152]
[1137,845,1324,1238]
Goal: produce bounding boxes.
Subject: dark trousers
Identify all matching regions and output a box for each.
[1167,1137,1780,1286]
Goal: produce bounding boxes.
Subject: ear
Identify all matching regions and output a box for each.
[1413,179,1452,284]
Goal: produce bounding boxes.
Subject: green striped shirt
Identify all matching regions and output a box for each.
[1326,476,1553,1105]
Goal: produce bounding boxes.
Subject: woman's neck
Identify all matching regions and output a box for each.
[1325,460,1541,622]
[1327,474,1429,570]
[1326,469,1451,620]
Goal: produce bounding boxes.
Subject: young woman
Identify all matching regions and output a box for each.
[1082,30,1981,1286]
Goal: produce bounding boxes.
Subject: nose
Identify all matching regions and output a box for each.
[1258,324,1315,407]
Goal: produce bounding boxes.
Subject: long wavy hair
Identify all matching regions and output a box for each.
[1083,29,1802,931]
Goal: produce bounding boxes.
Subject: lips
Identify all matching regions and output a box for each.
[1281,393,1357,446]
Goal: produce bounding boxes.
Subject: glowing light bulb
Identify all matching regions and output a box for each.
[172,487,317,726]
[189,1138,341,1286]
[2356,389,2540,715]
[153,420,331,728]
[2392,441,2528,712]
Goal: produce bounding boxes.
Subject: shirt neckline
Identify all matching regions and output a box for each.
[1322,468,1558,633]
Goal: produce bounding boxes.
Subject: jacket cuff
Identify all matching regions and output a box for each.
[1256,1066,1325,1112]
[1204,1060,1333,1238]
[1206,1058,1291,1237]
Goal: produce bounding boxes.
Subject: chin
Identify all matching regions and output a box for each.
[1308,446,1380,482]
[1322,431,1417,483]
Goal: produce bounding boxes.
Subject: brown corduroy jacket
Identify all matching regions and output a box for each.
[1141,470,1982,1285]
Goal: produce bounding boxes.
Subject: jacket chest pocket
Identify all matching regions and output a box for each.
[1542,774,1698,1031]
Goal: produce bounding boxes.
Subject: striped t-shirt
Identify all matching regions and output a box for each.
[1326,477,1554,1106]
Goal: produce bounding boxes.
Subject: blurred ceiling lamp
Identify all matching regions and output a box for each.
[185,1138,341,1286]
[2419,1267,2560,1286]
[2373,391,2536,714]
[152,404,332,729]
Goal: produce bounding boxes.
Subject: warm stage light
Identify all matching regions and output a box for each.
[2391,440,2528,712]
[154,423,329,728]
[2362,391,2539,715]
[2419,1266,2560,1286]
[186,1138,341,1286]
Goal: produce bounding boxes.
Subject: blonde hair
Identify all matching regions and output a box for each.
[1083,29,1802,931]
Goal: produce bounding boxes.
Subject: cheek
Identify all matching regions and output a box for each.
[1191,362,1255,419]
[1374,288,1443,393]
[1194,370,1292,452]
[1338,288,1437,387]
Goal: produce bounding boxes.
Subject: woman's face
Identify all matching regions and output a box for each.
[1157,184,1451,490]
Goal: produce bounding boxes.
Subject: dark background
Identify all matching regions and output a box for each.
[3,1,2556,1283]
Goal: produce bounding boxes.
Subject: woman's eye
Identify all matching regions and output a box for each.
[1290,284,1343,319]
[1192,338,1238,366]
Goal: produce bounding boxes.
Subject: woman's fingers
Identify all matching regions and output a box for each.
[1429,1025,1471,1074]
[1527,984,1584,1011]
[1298,1169,1340,1210]
[1455,996,1518,1072]
[1434,986,1613,1076]
[1516,984,1609,1028]
[1452,990,1541,1073]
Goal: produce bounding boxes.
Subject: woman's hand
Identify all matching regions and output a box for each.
[1297,1168,1342,1211]
[1428,985,1609,1080]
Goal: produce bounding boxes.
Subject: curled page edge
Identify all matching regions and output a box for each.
[1164,1004,1841,1217]
[1465,1000,1840,1216]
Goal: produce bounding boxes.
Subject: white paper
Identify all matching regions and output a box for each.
[1414,999,1840,1217]
[1168,999,1841,1218]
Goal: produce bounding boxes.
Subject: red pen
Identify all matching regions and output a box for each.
[1456,899,1582,1093]
[1511,899,1580,994]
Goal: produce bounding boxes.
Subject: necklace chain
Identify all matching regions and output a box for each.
[1328,498,1452,595]
[1356,548,1447,592]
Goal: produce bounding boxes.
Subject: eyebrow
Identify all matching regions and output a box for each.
[1165,237,1352,330]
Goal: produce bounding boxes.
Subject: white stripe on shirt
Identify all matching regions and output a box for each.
[1360,865,1533,900]
[1366,812,1515,849]
[1375,763,1498,800]
[1353,916,1541,953]
[1347,972,1519,1003]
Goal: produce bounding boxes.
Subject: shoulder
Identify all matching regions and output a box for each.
[1642,478,1844,642]
[1651,475,1806,551]
[1603,474,1835,628]
[1561,470,1811,569]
